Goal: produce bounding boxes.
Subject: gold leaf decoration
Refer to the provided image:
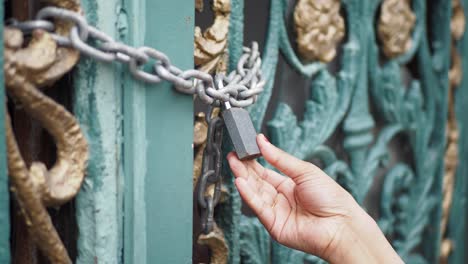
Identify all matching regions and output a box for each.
[194,0,230,73]
[378,0,416,58]
[294,0,345,63]
[440,1,465,263]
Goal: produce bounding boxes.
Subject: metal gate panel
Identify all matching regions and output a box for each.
[215,0,467,263]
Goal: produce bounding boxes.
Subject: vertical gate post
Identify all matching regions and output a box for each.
[123,1,194,263]
[75,0,124,263]
[0,2,11,261]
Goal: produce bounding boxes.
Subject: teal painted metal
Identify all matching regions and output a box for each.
[220,0,455,263]
[74,0,124,263]
[74,0,194,263]
[122,0,194,263]
[0,1,11,262]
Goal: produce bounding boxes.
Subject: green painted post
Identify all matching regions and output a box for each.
[123,0,194,263]
[75,1,124,263]
[0,2,11,262]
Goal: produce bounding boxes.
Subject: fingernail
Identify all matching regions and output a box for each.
[260,133,270,143]
[227,151,236,159]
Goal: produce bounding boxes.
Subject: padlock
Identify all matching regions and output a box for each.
[217,78,261,160]
[222,101,261,160]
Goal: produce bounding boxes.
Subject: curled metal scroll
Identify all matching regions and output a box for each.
[4,0,88,262]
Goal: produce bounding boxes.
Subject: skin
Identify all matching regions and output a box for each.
[227,134,404,264]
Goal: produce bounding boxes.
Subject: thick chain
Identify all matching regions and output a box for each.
[197,106,224,234]
[10,6,265,107]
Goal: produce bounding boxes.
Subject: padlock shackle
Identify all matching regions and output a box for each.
[215,75,232,110]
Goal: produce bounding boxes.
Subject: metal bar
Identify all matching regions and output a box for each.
[0,1,11,261]
[123,0,194,262]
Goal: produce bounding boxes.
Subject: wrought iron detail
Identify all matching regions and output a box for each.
[4,1,87,262]
[440,1,465,263]
[218,1,455,263]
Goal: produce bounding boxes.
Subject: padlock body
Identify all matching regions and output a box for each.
[222,107,261,160]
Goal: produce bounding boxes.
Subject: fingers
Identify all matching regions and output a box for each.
[227,151,298,207]
[257,134,321,183]
[235,177,295,242]
[227,151,286,187]
[227,152,278,204]
[235,177,275,229]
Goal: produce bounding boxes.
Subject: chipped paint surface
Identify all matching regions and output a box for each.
[71,0,194,262]
[75,0,123,263]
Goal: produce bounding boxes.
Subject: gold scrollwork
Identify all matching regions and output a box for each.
[4,1,88,262]
[440,1,465,263]
[378,0,416,58]
[294,0,345,63]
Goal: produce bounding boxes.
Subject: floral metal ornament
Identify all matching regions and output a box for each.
[194,0,230,73]
[378,0,416,58]
[294,0,345,63]
[448,0,465,88]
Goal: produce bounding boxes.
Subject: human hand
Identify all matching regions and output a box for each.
[227,134,403,263]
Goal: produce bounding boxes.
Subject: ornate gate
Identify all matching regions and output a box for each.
[0,0,467,263]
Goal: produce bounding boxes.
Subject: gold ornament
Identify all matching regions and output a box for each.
[378,0,416,58]
[294,0,345,63]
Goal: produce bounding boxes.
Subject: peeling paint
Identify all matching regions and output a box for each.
[75,0,123,263]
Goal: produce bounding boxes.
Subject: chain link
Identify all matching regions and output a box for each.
[10,6,265,107]
[197,106,224,234]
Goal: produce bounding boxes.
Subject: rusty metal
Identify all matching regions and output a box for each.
[194,1,230,256]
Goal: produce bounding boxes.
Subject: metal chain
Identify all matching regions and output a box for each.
[197,106,224,234]
[10,6,265,107]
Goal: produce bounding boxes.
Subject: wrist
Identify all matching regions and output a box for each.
[326,204,404,264]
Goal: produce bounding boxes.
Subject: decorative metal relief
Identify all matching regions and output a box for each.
[440,0,465,263]
[378,0,416,58]
[217,0,459,263]
[4,1,88,263]
[194,0,230,73]
[294,0,345,62]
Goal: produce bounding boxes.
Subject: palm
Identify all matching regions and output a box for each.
[228,135,404,264]
[229,156,352,256]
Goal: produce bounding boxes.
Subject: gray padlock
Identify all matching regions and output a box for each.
[222,100,261,160]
